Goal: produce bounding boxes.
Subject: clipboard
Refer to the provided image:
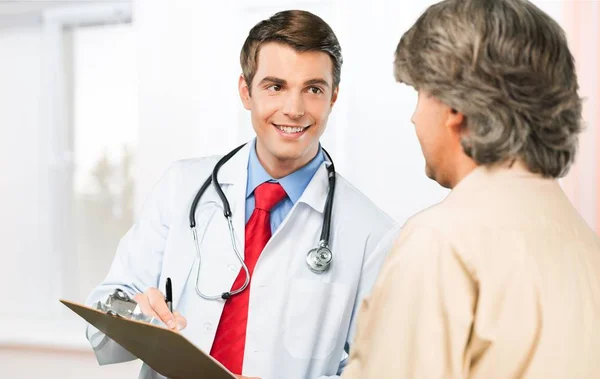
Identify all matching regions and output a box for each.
[60,299,236,379]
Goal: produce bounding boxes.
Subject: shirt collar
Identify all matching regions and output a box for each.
[246,138,325,204]
[448,160,546,202]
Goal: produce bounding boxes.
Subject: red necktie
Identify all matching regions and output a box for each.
[210,182,287,374]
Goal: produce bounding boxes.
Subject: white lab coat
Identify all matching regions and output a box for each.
[86,143,398,379]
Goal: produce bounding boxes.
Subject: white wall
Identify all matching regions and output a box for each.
[135,0,243,204]
[326,0,449,222]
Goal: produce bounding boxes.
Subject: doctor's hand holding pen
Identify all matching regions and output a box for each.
[133,286,187,331]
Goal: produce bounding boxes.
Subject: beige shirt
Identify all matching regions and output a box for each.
[342,163,600,379]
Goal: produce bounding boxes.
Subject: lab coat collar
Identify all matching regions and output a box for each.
[216,141,331,214]
[296,160,331,214]
[448,159,547,203]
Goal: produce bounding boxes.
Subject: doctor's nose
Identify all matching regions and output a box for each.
[282,93,305,119]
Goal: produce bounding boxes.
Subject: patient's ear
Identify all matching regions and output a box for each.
[446,108,465,140]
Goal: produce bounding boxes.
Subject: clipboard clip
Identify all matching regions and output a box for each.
[94,289,153,323]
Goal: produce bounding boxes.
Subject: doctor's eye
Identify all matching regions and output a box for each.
[308,86,323,95]
[267,84,282,92]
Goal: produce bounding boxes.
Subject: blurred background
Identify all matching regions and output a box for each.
[0,0,597,377]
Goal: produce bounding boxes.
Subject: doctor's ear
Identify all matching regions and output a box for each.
[238,74,251,110]
[328,86,339,114]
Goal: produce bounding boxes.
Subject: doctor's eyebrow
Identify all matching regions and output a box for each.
[257,76,331,88]
[303,78,330,88]
[258,76,286,87]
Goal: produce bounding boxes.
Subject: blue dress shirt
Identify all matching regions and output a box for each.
[245,139,325,233]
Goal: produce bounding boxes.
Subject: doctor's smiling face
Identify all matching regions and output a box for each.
[238,10,342,178]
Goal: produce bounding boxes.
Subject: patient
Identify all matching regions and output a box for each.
[341,0,600,378]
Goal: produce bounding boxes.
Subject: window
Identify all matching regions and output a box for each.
[70,23,137,302]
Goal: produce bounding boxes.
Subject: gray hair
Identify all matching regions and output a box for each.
[394,0,582,178]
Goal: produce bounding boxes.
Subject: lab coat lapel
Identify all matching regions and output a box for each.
[296,161,330,214]
[266,161,330,250]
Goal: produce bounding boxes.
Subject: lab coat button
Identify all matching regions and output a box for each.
[228,264,237,272]
[203,323,212,332]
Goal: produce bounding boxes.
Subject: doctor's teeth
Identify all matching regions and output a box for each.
[277,125,305,133]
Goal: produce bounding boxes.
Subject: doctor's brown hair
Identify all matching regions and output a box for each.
[240,10,343,94]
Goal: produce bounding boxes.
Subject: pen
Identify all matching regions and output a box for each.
[165,277,173,313]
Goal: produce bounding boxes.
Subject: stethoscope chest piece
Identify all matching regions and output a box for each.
[306,241,333,273]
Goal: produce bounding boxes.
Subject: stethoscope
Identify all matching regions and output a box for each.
[189,142,336,300]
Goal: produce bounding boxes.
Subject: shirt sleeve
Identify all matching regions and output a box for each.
[342,223,476,379]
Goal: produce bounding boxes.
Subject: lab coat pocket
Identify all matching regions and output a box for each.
[283,279,349,360]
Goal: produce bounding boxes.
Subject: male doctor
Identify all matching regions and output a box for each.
[85,10,397,379]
